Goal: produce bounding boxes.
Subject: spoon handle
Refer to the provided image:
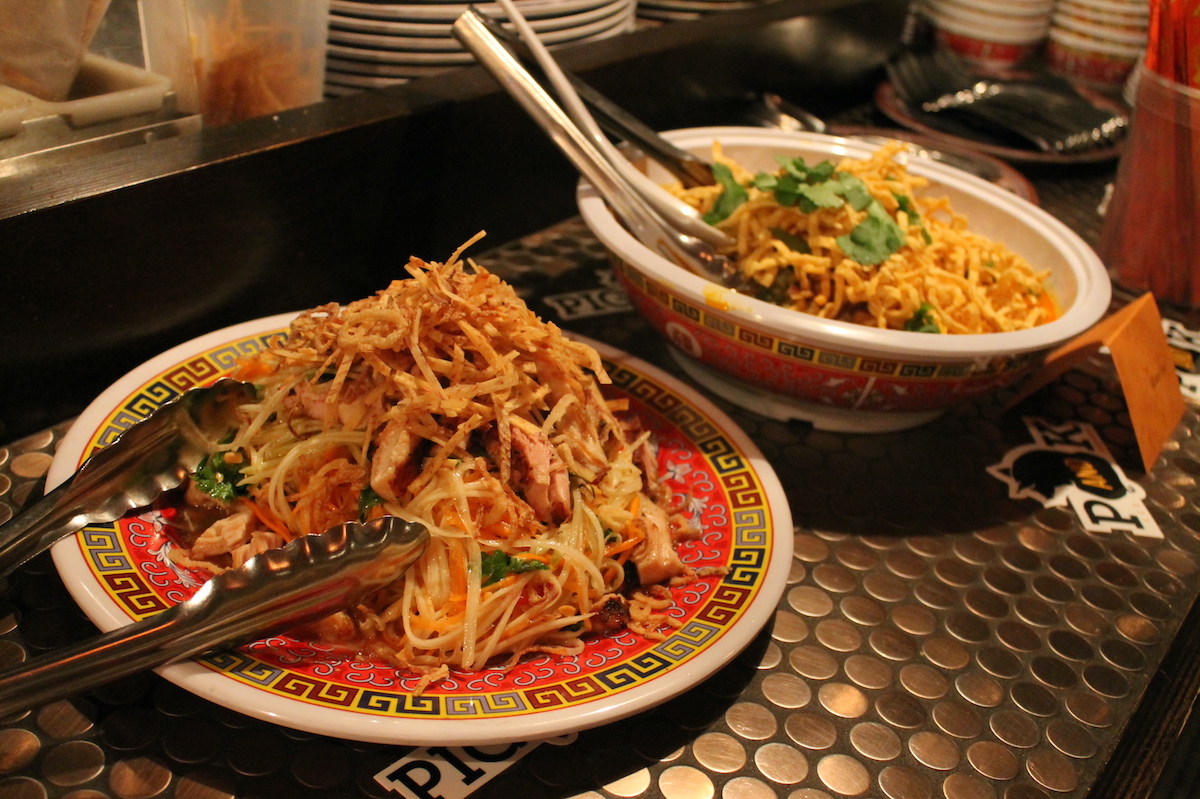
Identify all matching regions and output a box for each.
[0,517,428,718]
[470,13,713,189]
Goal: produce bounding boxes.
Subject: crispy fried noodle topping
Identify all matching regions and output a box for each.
[175,235,700,684]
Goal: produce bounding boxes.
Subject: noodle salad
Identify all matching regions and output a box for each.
[667,141,1059,334]
[171,238,708,687]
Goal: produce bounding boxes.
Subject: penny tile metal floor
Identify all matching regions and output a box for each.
[2,217,1200,799]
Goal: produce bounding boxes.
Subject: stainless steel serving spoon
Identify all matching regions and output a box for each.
[0,378,256,579]
[0,515,428,717]
[452,6,739,286]
[467,11,725,246]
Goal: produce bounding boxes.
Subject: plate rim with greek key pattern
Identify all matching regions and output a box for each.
[47,313,792,745]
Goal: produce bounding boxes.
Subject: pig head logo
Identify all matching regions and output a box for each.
[987,443,1137,507]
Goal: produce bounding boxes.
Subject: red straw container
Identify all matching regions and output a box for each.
[1098,65,1200,306]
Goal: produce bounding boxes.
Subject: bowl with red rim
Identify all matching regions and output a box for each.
[576,127,1112,433]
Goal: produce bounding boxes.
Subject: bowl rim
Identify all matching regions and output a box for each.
[577,126,1112,363]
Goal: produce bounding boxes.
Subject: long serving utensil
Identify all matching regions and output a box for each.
[469,13,717,191]
[0,516,429,717]
[0,378,257,580]
[451,7,739,285]
[465,3,731,251]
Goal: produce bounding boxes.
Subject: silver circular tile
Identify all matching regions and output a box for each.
[989,710,1041,749]
[891,605,937,636]
[840,595,885,627]
[813,564,858,594]
[794,536,832,563]
[967,741,1019,781]
[922,637,970,670]
[899,664,949,700]
[983,566,1026,596]
[931,700,983,739]
[849,722,902,762]
[723,776,777,799]
[790,646,839,681]
[876,693,927,730]
[1047,630,1094,662]
[1010,683,1059,717]
[816,619,862,652]
[725,703,778,741]
[844,655,892,691]
[761,673,812,709]
[659,765,715,799]
[1025,749,1079,793]
[1099,638,1146,671]
[1065,604,1109,636]
[1065,691,1114,728]
[955,672,1004,708]
[1045,719,1098,760]
[976,647,1022,679]
[863,573,908,603]
[754,743,808,785]
[785,712,838,750]
[817,683,869,719]
[964,589,1008,620]
[835,542,880,571]
[693,733,746,773]
[942,772,997,799]
[870,629,918,662]
[789,587,835,618]
[1015,597,1058,627]
[772,611,810,644]
[815,754,870,797]
[907,731,960,771]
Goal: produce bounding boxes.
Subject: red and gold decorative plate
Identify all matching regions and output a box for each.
[49,313,792,745]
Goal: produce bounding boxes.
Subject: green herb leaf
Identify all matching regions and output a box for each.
[770,228,811,254]
[702,162,748,225]
[754,265,797,306]
[193,450,247,502]
[836,201,906,266]
[481,550,549,586]
[904,302,941,333]
[358,485,383,520]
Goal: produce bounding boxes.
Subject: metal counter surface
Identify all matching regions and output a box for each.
[3,155,1200,799]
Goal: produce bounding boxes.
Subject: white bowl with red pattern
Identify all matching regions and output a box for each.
[576,127,1112,432]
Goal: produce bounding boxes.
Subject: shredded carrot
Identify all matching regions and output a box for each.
[246,497,293,541]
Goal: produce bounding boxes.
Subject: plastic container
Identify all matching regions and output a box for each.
[140,0,329,126]
[0,52,170,130]
[1099,67,1200,307]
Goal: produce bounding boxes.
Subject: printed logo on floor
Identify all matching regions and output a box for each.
[987,417,1161,538]
[375,733,576,799]
[1163,318,1200,401]
[542,268,632,320]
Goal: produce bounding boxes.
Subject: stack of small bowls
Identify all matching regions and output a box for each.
[1046,0,1149,87]
[324,0,635,95]
[919,0,1054,68]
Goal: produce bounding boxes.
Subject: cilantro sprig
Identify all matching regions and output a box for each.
[481,550,549,586]
[702,163,749,225]
[193,448,247,502]
[904,303,941,334]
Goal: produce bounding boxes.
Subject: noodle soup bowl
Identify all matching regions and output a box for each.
[577,127,1111,433]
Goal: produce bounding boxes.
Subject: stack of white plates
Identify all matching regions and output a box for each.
[326,0,635,95]
[635,0,761,24]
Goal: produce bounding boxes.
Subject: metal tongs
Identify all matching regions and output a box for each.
[0,378,257,579]
[0,515,428,717]
[451,2,739,285]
